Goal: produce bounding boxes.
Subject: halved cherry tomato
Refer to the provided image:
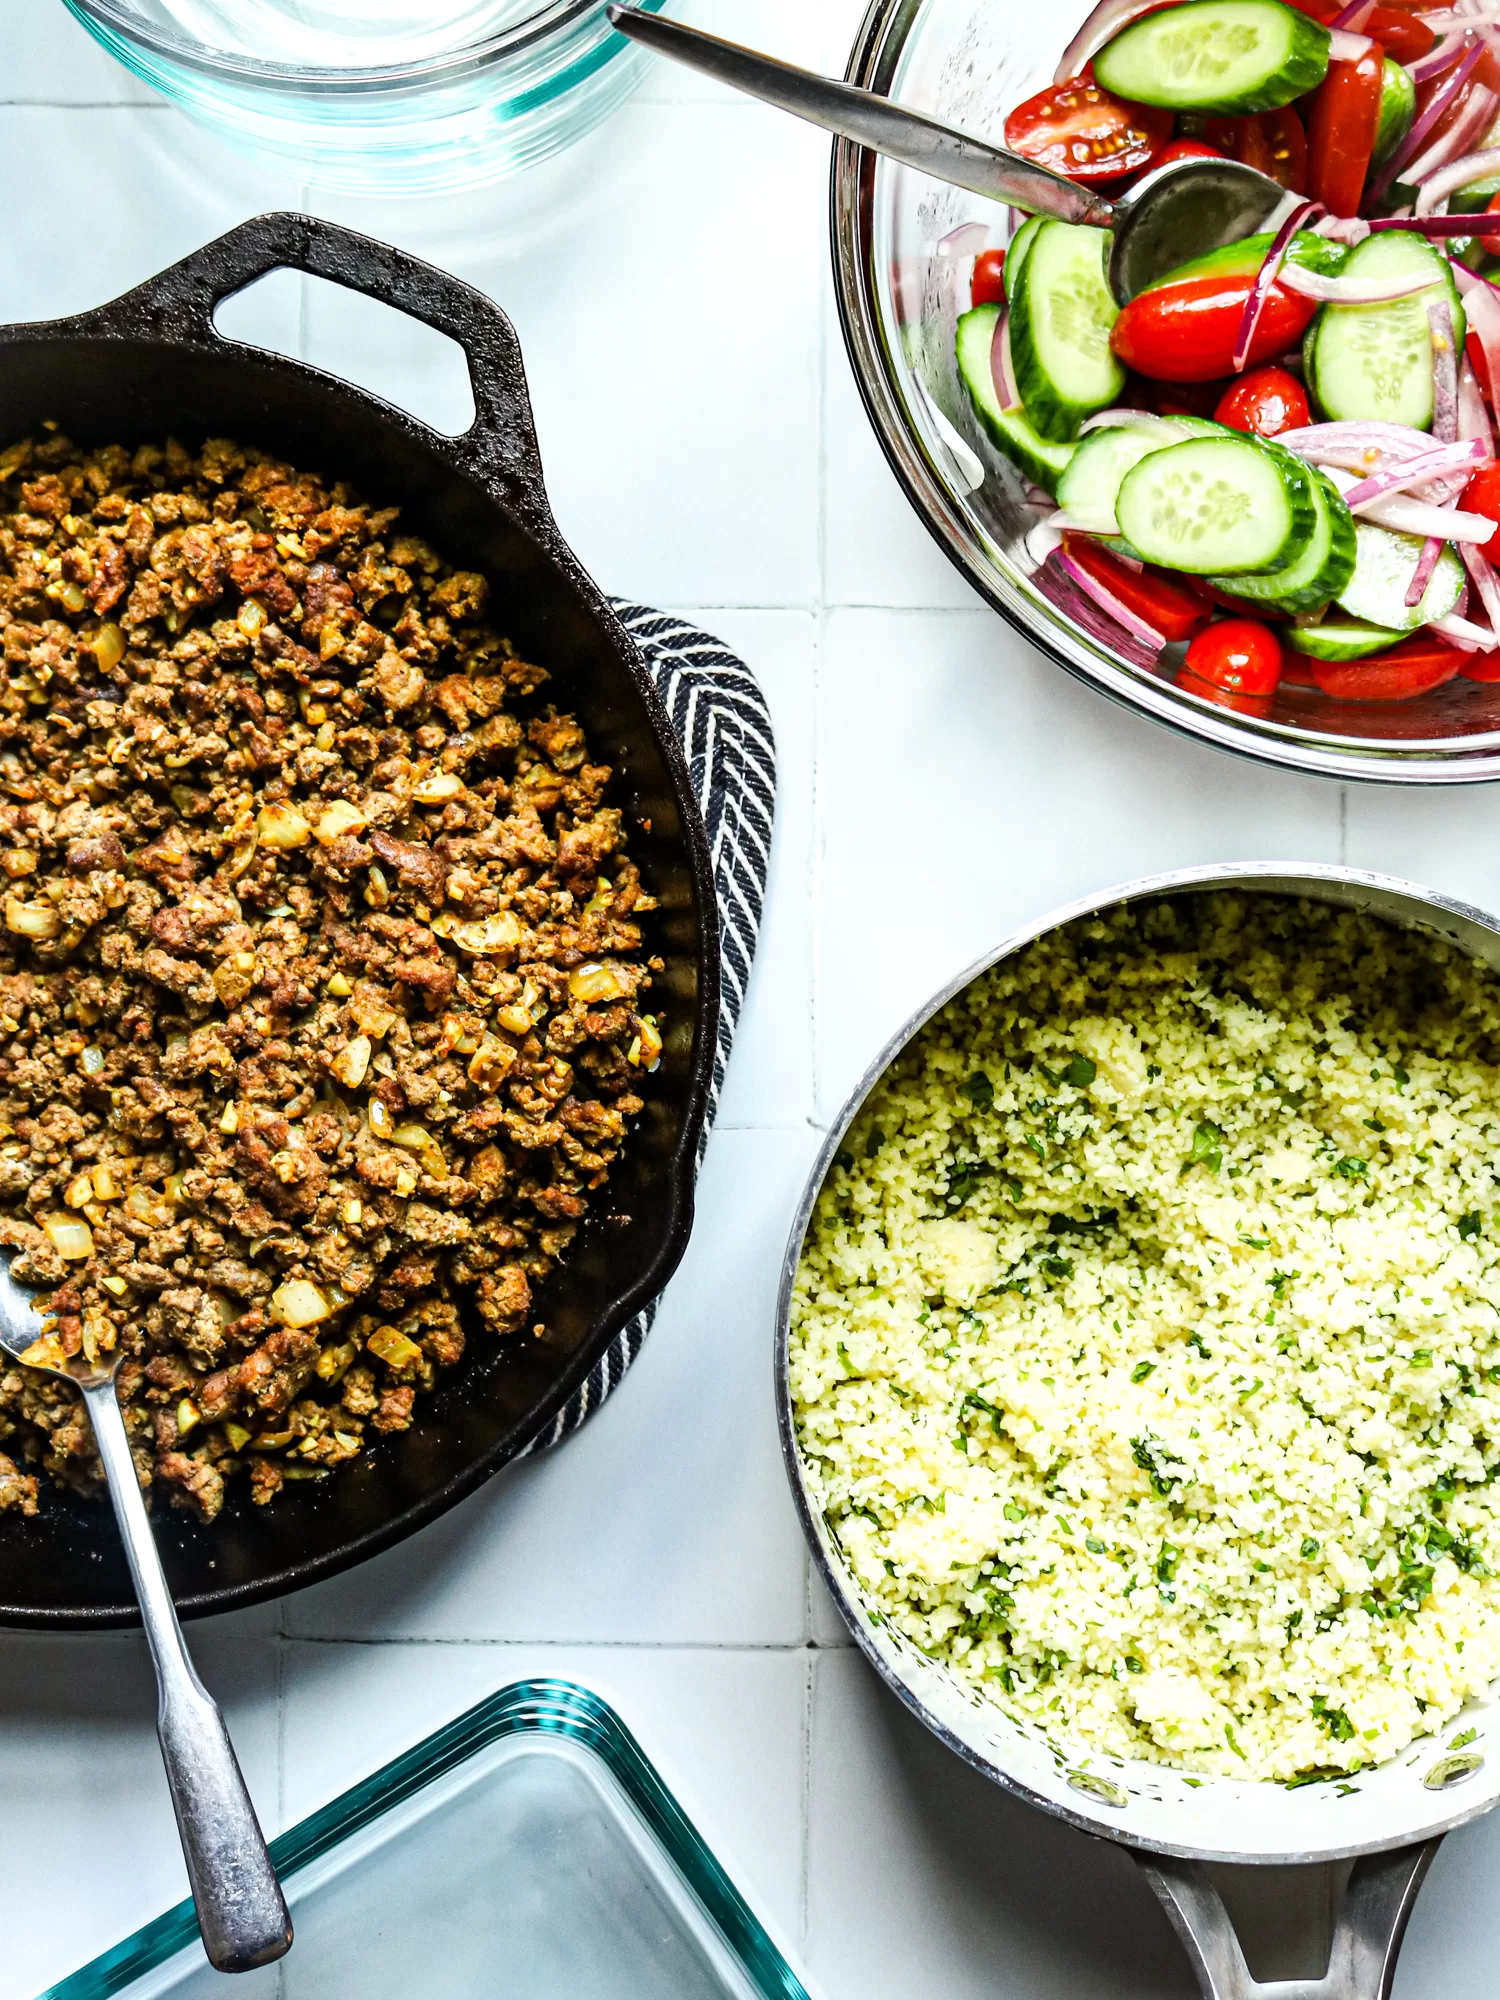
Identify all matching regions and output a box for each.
[1149,138,1225,169]
[1310,636,1463,700]
[1458,647,1500,681]
[1365,7,1434,63]
[1307,50,1383,217]
[1184,618,1284,694]
[1202,109,1307,190]
[1062,534,1210,643]
[971,248,1007,308]
[1468,329,1494,407]
[1462,461,1500,536]
[1280,0,1338,19]
[1279,650,1320,686]
[1178,671,1275,716]
[1004,75,1173,184]
[1112,274,1319,382]
[1153,376,1230,418]
[1215,365,1312,437]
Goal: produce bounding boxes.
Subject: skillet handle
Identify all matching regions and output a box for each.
[93,210,544,502]
[1137,1841,1441,2000]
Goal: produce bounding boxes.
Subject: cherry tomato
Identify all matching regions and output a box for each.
[1111,274,1319,382]
[1307,50,1383,217]
[1310,636,1463,700]
[1004,75,1173,184]
[1214,366,1312,437]
[1365,7,1435,63]
[1468,329,1495,407]
[1153,376,1230,418]
[1150,138,1225,169]
[1462,461,1500,537]
[1202,109,1305,188]
[1280,0,1337,19]
[1279,650,1320,686]
[1062,533,1210,643]
[1178,671,1275,716]
[970,248,1007,308]
[1458,647,1500,682]
[1184,618,1284,694]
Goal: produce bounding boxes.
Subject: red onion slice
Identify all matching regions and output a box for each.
[1414,143,1500,212]
[1407,83,1499,184]
[990,311,1019,411]
[1364,494,1496,536]
[1341,438,1485,506]
[1431,296,1462,442]
[1233,204,1319,370]
[1410,28,1470,81]
[1463,541,1500,625]
[1055,548,1170,651]
[1459,356,1495,447]
[1368,211,1500,234]
[1330,27,1376,54]
[1406,536,1446,603]
[1333,0,1375,27]
[1277,262,1440,300]
[1078,409,1193,440]
[1432,610,1497,645]
[1366,40,1486,207]
[936,220,991,258]
[1053,0,1168,83]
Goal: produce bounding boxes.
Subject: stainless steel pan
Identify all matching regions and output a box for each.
[775,862,1500,1999]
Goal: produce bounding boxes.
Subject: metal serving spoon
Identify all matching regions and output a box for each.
[607,4,1296,302]
[0,1251,291,1974]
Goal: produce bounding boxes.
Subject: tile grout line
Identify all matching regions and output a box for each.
[798,1647,815,1951]
[276,1633,855,1650]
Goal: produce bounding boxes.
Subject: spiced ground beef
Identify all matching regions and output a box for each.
[0,432,661,1521]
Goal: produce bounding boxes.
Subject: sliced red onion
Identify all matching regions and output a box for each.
[1414,144,1500,212]
[1313,212,1373,246]
[1433,610,1498,645]
[1333,0,1375,25]
[1053,0,1170,82]
[1329,27,1376,55]
[1366,39,1486,206]
[1026,516,1066,566]
[1463,540,1500,626]
[1410,28,1470,82]
[1275,420,1454,473]
[1364,494,1496,536]
[1277,261,1439,301]
[1460,355,1495,446]
[1055,549,1170,651]
[1341,438,1485,506]
[1431,296,1462,443]
[1406,536,1446,603]
[990,311,1019,411]
[1233,204,1319,371]
[1416,10,1500,30]
[1405,83,1499,186]
[936,220,991,258]
[1078,409,1192,440]
[1368,211,1500,234]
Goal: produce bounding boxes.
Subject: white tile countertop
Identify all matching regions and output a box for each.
[8,6,1500,1996]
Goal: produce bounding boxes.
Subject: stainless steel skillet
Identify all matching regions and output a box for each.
[775,862,1500,1999]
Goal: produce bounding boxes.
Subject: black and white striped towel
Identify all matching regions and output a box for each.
[520,602,776,1453]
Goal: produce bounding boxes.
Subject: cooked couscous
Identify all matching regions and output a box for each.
[790,892,1500,1783]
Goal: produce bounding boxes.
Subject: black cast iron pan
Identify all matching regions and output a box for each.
[0,212,719,1626]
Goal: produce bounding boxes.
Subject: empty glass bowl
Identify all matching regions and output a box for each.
[62,0,664,194]
[832,0,1500,782]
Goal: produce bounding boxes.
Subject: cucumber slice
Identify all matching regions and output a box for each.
[1207,464,1355,612]
[955,305,1077,493]
[1092,0,1330,114]
[1115,432,1315,573]
[1009,221,1126,443]
[1451,175,1500,215]
[1373,57,1414,168]
[1150,229,1348,292]
[1004,217,1046,301]
[1056,422,1180,529]
[1284,617,1406,660]
[1306,234,1466,428]
[1333,515,1465,629]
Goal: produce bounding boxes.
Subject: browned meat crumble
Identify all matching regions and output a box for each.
[0,432,661,1520]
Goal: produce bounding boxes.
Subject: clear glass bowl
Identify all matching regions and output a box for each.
[61,0,663,194]
[832,0,1500,783]
[40,1679,813,1999]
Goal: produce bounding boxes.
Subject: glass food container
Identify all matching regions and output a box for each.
[60,0,664,194]
[40,1679,813,2000]
[832,0,1500,783]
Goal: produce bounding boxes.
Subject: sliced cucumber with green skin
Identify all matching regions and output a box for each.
[1372,57,1414,168]
[1207,465,1355,612]
[1333,515,1465,629]
[1306,234,1466,429]
[1115,432,1315,574]
[1451,175,1500,214]
[1009,221,1126,443]
[955,305,1077,493]
[1284,617,1406,660]
[1004,217,1046,302]
[1150,229,1348,292]
[1057,423,1178,528]
[1092,0,1330,114]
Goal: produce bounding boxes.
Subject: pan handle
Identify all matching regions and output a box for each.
[1138,1841,1441,2000]
[89,210,545,504]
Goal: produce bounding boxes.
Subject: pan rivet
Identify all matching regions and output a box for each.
[1067,1770,1128,1808]
[1423,1752,1483,1791]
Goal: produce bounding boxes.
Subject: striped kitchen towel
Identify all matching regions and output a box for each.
[520,602,776,1452]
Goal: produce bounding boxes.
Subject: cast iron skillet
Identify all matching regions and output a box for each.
[0,212,719,1627]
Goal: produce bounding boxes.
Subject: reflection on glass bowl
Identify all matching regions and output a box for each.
[832,0,1500,782]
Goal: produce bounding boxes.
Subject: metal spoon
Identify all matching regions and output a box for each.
[0,1250,292,1974]
[607,5,1296,301]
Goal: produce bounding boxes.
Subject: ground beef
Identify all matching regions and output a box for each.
[0,433,662,1520]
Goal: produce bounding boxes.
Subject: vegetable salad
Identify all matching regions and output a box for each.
[956,0,1500,707]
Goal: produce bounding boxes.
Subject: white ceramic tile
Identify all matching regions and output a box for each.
[812,608,1345,1122]
[0,1629,280,1997]
[0,107,302,331]
[279,1640,807,1955]
[665,607,816,1130]
[806,1648,1195,2000]
[285,1127,814,1642]
[1343,786,1500,920]
[1,3,157,104]
[300,97,824,609]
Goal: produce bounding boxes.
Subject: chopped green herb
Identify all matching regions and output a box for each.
[1301,1537,1320,1559]
[1064,1053,1097,1089]
[960,1072,994,1110]
[865,1126,886,1156]
[1188,1121,1223,1173]
[1239,1234,1269,1250]
[1130,1360,1156,1384]
[1040,1254,1073,1280]
[1003,1503,1026,1523]
[1459,1211,1484,1240]
[1024,1134,1046,1162]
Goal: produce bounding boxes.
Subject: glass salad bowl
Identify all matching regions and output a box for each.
[832,0,1500,783]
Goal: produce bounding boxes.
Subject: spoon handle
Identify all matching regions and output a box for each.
[83,1378,293,1975]
[606,5,1113,226]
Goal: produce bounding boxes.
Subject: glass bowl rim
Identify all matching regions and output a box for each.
[62,0,652,92]
[829,0,1500,786]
